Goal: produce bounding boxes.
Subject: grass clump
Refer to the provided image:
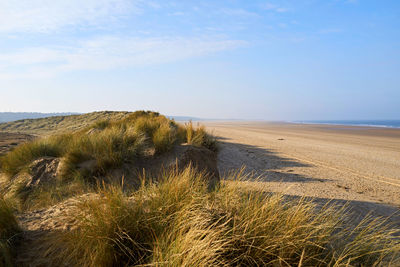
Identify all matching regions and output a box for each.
[15,179,91,211]
[61,125,146,178]
[92,119,110,130]
[38,167,210,266]
[0,197,21,267]
[131,114,178,154]
[185,121,218,152]
[33,168,400,267]
[0,138,63,177]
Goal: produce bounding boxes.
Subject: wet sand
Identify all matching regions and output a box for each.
[203,121,400,224]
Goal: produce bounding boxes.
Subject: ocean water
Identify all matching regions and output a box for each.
[293,120,400,129]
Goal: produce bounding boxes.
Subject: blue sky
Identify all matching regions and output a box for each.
[0,0,399,120]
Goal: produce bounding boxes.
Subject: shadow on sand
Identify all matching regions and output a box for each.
[216,137,400,228]
[216,137,328,183]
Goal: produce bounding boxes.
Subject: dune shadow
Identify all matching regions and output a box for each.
[215,137,400,228]
[281,194,400,229]
[217,138,328,183]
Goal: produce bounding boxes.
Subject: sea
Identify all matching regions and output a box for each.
[292,120,400,129]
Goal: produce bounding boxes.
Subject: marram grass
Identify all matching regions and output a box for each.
[0,197,21,267]
[0,112,217,210]
[28,167,400,267]
[0,112,217,179]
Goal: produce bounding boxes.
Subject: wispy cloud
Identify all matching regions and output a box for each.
[262,2,288,13]
[0,0,143,33]
[220,8,260,18]
[0,36,246,79]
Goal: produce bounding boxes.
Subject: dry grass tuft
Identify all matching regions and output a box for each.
[0,197,21,267]
[185,121,218,152]
[31,168,400,267]
[0,137,63,177]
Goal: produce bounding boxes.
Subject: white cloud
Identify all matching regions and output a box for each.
[0,0,140,33]
[0,36,246,79]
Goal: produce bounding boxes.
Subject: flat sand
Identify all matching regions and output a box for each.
[203,121,400,224]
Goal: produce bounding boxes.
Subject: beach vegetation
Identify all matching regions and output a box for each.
[0,197,21,267]
[31,167,400,266]
[0,111,217,210]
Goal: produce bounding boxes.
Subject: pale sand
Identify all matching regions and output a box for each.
[203,121,400,224]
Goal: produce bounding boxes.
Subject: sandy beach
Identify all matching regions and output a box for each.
[203,121,400,223]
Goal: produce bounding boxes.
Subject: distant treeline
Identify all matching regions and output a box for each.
[0,112,78,123]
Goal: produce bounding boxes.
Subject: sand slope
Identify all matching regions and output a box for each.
[204,122,400,224]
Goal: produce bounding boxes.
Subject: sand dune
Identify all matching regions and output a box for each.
[0,132,33,155]
[204,121,400,224]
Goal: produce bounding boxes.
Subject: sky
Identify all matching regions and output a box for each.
[0,0,399,120]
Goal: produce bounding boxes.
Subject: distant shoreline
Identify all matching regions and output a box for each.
[203,120,400,130]
[288,120,400,129]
